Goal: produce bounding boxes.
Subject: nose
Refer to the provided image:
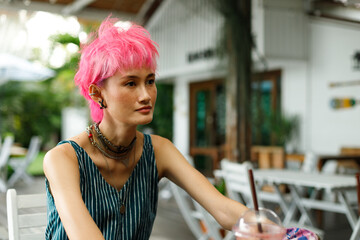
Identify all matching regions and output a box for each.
[138,85,151,103]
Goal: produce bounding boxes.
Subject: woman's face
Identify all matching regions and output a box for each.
[100,67,157,126]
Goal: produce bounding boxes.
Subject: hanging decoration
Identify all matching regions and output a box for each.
[330,98,359,109]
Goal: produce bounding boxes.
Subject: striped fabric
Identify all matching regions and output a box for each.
[45,134,159,240]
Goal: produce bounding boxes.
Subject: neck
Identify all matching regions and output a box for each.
[87,122,137,164]
[98,120,137,146]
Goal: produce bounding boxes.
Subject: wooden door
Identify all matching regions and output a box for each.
[189,80,225,176]
[251,69,282,146]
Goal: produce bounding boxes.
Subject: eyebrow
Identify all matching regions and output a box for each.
[126,73,155,79]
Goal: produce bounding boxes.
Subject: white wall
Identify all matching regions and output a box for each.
[268,18,360,155]
[267,59,309,153]
[173,77,190,155]
[263,0,308,60]
[308,18,360,154]
[61,107,89,140]
[147,0,224,79]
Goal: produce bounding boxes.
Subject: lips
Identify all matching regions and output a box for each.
[136,106,152,112]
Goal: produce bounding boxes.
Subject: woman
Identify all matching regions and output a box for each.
[43,17,248,240]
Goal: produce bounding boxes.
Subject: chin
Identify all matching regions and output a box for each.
[137,116,153,125]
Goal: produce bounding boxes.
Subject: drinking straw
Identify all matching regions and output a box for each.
[248,169,263,234]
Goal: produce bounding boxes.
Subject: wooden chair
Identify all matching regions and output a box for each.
[6,189,47,240]
[0,136,14,192]
[341,147,360,155]
[251,146,285,169]
[7,136,42,187]
[338,147,360,174]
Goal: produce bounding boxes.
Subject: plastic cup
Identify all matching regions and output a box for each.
[233,208,286,240]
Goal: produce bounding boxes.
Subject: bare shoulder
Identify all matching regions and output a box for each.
[150,134,184,159]
[43,142,79,180]
[150,134,173,149]
[43,132,88,175]
[150,134,189,179]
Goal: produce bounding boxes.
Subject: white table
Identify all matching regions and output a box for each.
[253,169,358,230]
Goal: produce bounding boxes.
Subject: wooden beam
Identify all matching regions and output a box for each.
[136,0,163,26]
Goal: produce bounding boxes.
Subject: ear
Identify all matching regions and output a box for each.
[89,84,102,102]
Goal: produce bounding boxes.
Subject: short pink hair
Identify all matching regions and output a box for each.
[74,16,159,122]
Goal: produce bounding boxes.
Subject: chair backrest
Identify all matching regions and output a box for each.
[170,182,232,240]
[341,147,360,155]
[6,189,47,240]
[219,159,256,207]
[321,160,338,174]
[0,136,14,168]
[301,152,319,173]
[251,146,285,169]
[170,182,210,239]
[24,136,42,164]
[170,154,226,240]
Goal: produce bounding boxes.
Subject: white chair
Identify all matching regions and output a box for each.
[218,159,289,215]
[0,136,14,192]
[7,136,42,187]
[170,155,234,240]
[350,173,360,240]
[170,182,234,240]
[7,188,47,240]
[219,160,324,238]
[301,152,319,173]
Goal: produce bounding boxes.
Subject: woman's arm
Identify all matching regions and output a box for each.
[153,135,248,230]
[43,144,105,240]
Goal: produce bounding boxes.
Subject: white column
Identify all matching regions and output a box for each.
[173,77,190,156]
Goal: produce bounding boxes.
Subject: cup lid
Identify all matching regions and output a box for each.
[233,208,286,238]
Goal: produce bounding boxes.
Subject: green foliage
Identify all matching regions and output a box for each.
[268,111,299,147]
[0,27,174,153]
[7,151,45,177]
[50,33,80,46]
[27,151,46,176]
[0,81,62,147]
[0,32,85,149]
[214,178,226,195]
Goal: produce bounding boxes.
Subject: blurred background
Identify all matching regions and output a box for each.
[1,0,359,175]
[0,0,360,239]
[0,0,360,174]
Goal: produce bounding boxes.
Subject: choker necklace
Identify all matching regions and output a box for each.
[93,122,136,154]
[86,122,137,166]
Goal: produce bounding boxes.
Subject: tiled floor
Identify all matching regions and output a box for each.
[0,176,354,240]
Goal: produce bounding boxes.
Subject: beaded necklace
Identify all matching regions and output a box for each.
[86,123,136,214]
[86,123,136,166]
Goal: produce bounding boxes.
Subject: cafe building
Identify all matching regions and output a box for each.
[145,0,360,173]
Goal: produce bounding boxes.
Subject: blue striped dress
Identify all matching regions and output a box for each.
[45,134,159,239]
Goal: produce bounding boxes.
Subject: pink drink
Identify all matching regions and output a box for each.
[233,208,286,240]
[233,222,286,240]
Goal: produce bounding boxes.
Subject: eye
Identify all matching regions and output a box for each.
[125,81,136,87]
[147,79,155,85]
